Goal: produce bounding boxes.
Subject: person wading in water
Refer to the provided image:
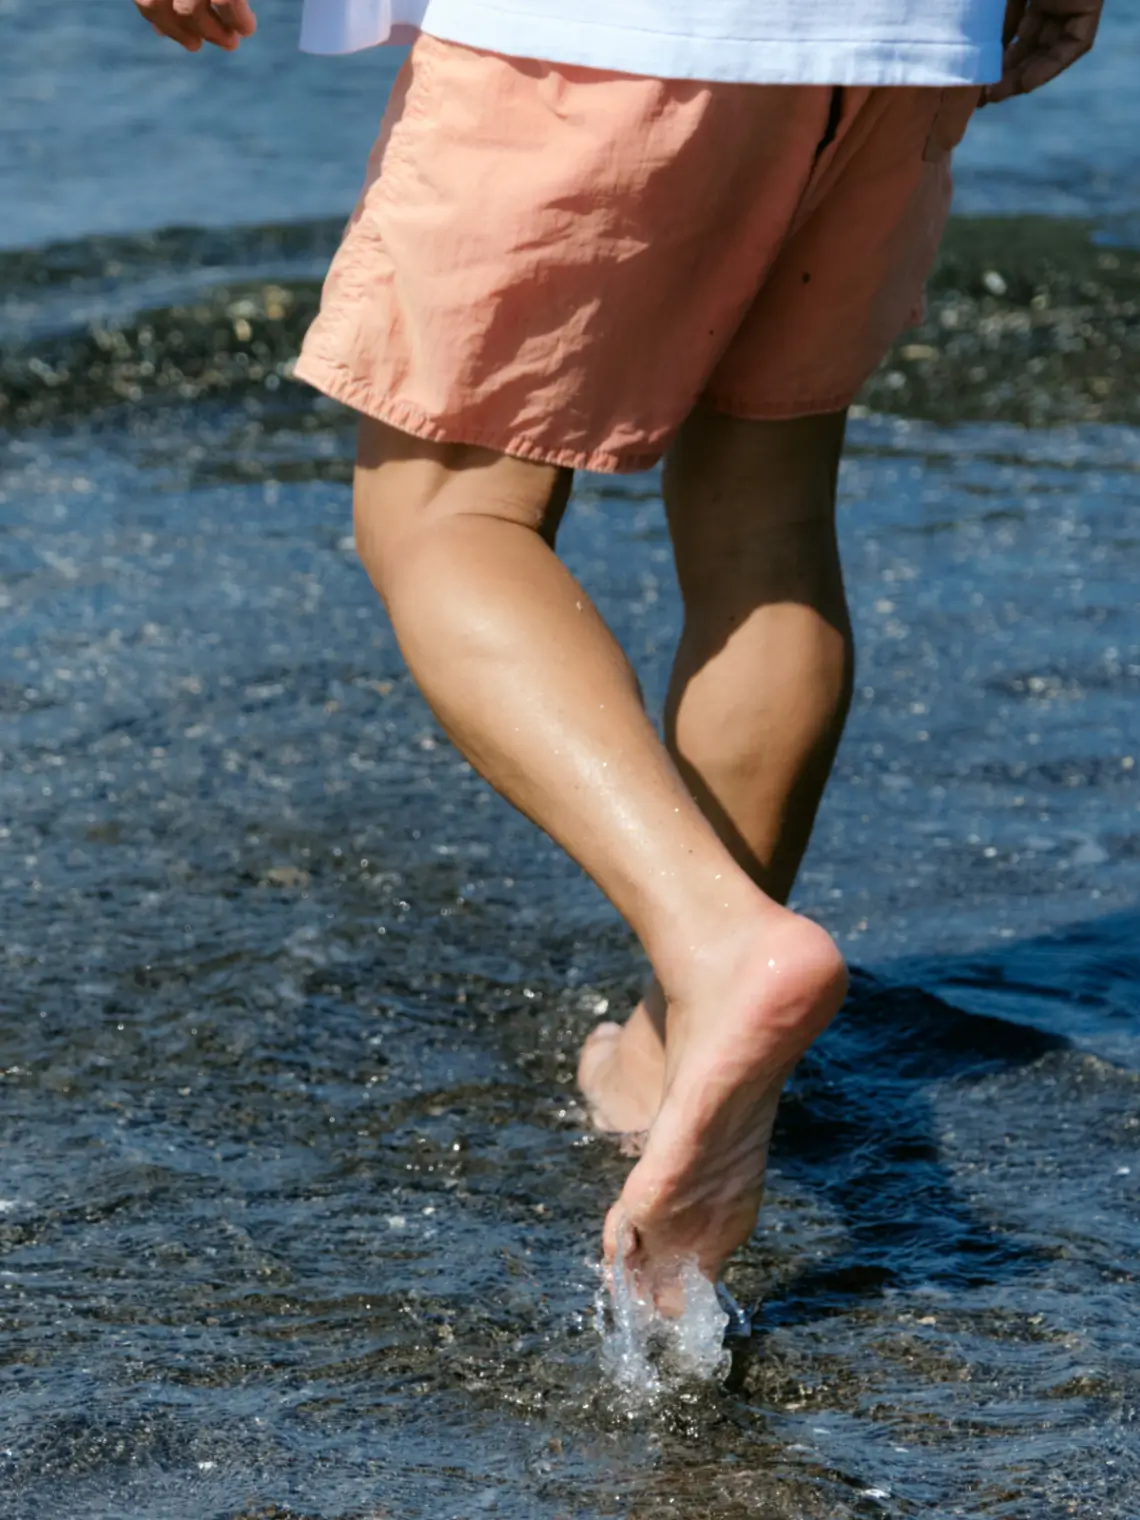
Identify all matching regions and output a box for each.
[131,0,1105,1311]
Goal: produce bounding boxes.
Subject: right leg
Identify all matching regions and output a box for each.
[579,407,854,1135]
[665,407,853,904]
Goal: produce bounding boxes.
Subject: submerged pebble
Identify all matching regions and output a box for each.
[4,218,1140,432]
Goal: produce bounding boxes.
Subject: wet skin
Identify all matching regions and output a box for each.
[353,407,853,1306]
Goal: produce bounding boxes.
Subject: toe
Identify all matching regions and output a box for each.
[602,1201,638,1267]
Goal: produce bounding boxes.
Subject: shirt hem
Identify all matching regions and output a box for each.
[303,0,1002,85]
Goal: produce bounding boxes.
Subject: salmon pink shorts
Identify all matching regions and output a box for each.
[295,36,977,474]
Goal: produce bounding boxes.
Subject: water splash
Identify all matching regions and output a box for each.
[594,1254,737,1404]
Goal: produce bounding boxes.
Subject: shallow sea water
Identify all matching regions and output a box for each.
[2,7,1140,1516]
[2,400,1139,1518]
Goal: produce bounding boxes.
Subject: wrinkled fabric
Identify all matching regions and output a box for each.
[294,36,977,474]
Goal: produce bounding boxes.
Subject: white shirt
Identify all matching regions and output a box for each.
[300,0,1006,87]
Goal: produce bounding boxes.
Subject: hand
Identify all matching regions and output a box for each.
[133,0,257,52]
[983,0,1103,103]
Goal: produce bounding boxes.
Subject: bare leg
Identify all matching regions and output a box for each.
[354,418,847,1304]
[578,409,853,1140]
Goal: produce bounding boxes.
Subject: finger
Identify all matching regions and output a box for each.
[1000,9,1049,71]
[173,0,244,48]
[214,0,257,36]
[1015,32,1096,93]
[1004,10,1097,97]
[996,13,1063,93]
[1001,0,1030,45]
[142,11,204,49]
[135,0,204,49]
[1000,2,1102,76]
[1054,7,1102,52]
[984,13,1047,101]
[198,6,244,48]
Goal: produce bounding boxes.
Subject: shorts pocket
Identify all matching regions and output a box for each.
[922,85,982,164]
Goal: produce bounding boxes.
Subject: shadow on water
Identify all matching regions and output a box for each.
[762,971,1070,1321]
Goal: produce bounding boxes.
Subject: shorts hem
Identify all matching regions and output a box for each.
[291,356,665,476]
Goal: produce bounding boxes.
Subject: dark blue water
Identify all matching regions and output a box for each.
[2,10,1139,1520]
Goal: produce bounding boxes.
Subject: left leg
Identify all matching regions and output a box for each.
[579,407,854,1137]
[577,80,973,1145]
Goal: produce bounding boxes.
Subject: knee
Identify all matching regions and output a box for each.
[351,419,571,601]
[664,407,849,611]
[351,426,476,601]
[351,469,420,603]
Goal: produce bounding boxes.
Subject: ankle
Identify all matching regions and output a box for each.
[655,893,845,1033]
[649,879,787,1007]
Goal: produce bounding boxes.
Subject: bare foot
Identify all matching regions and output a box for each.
[577,984,667,1146]
[602,908,847,1313]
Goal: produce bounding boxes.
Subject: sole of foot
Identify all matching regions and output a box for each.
[602,908,848,1315]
